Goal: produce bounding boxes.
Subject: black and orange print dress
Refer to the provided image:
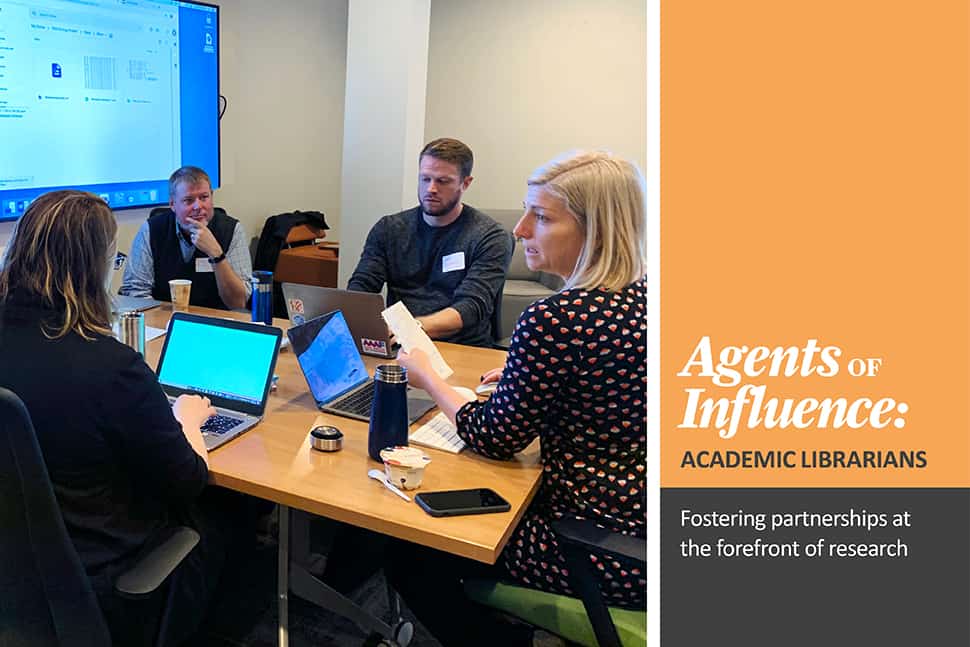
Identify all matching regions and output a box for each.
[455,278,647,608]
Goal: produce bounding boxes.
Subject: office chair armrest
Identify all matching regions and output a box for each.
[552,518,646,565]
[114,526,200,598]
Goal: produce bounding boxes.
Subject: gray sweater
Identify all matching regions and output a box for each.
[347,205,511,347]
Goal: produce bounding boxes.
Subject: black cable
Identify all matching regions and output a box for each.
[218,95,227,119]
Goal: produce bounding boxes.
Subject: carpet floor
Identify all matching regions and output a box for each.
[185,538,441,647]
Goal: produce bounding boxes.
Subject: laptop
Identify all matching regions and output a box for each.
[156,312,282,451]
[282,283,394,358]
[287,309,436,424]
[113,294,163,313]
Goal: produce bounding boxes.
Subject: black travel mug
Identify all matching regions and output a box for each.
[368,364,410,461]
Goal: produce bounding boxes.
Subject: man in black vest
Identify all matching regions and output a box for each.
[120,166,251,310]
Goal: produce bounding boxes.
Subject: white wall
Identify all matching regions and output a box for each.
[425,0,647,210]
[217,0,348,244]
[337,0,431,289]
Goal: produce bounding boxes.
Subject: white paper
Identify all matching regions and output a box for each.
[111,323,166,343]
[145,325,167,342]
[381,301,453,379]
[195,257,214,273]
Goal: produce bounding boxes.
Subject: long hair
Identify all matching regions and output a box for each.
[528,151,647,292]
[0,190,117,339]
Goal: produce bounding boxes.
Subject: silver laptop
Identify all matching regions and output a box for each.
[113,294,163,313]
[287,310,436,424]
[282,283,394,358]
[156,312,282,451]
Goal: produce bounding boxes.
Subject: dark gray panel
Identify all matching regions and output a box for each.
[662,488,970,647]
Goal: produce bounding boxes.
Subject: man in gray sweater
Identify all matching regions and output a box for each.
[348,138,512,347]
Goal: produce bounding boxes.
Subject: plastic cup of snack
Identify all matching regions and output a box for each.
[379,446,431,490]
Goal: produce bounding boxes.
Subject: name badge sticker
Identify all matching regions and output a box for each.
[195,257,214,273]
[442,251,465,273]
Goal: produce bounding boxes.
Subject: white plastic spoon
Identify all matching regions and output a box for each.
[367,469,411,502]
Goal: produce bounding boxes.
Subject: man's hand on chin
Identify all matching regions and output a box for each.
[190,224,222,259]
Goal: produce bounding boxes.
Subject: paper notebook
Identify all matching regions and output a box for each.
[381,301,453,379]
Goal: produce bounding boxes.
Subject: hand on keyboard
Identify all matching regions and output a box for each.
[171,394,218,461]
[173,394,217,430]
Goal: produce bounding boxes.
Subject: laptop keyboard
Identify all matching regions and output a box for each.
[330,381,376,416]
[201,414,243,435]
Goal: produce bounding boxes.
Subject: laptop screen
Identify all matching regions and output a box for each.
[158,317,280,407]
[289,310,369,404]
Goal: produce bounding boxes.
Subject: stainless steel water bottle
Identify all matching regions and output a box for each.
[118,311,146,356]
[368,364,410,461]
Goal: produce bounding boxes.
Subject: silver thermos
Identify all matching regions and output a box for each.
[118,311,146,356]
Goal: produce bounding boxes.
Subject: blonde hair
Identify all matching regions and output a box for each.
[528,151,646,292]
[0,190,117,339]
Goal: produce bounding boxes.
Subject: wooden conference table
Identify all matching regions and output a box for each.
[141,304,542,645]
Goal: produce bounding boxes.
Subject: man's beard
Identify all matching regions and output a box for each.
[421,194,461,219]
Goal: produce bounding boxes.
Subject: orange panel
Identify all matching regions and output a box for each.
[661,1,969,487]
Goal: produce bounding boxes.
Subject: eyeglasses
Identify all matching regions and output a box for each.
[113,251,127,271]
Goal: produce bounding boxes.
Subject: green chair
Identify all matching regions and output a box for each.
[465,519,646,647]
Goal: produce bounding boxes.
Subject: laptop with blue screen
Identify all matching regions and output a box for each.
[156,312,282,451]
[287,310,436,424]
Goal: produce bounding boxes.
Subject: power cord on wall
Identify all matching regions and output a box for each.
[219,95,227,119]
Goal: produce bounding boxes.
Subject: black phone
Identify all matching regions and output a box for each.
[415,488,511,517]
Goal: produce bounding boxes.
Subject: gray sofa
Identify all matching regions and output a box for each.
[485,209,564,346]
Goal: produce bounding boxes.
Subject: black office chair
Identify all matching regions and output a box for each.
[0,387,200,647]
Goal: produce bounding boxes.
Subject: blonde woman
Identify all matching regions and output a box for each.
[0,190,222,645]
[395,151,646,644]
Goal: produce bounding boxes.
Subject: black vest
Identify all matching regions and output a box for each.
[148,208,238,310]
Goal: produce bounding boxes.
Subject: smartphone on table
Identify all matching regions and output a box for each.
[415,488,511,517]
